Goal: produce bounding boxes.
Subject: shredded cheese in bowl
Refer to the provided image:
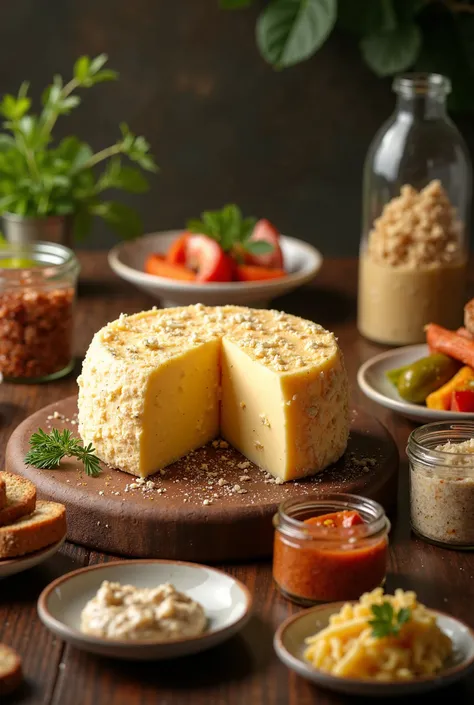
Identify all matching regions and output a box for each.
[304,588,452,681]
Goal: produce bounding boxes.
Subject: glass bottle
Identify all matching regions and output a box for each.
[358,73,472,346]
[0,241,79,382]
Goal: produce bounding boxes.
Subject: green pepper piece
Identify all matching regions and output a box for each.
[397,354,460,404]
[386,364,411,387]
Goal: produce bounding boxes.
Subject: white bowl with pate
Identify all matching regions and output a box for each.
[37,560,252,660]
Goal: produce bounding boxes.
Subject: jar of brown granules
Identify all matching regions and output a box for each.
[0,241,79,382]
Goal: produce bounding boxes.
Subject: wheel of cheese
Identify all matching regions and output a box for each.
[78,305,349,482]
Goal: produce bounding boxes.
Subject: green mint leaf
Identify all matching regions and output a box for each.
[257,0,337,69]
[101,164,149,193]
[89,54,108,74]
[244,240,274,254]
[361,23,422,77]
[90,70,119,84]
[74,56,91,82]
[186,218,206,234]
[0,94,31,121]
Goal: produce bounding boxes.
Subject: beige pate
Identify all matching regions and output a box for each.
[80,581,206,641]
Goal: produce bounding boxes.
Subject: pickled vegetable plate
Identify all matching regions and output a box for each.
[357,345,474,423]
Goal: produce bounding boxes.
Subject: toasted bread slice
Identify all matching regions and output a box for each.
[0,473,36,527]
[0,501,66,559]
[465,299,474,337]
[0,643,22,696]
[0,475,5,511]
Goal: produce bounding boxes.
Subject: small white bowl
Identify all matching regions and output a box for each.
[274,602,474,697]
[0,535,65,580]
[108,230,323,307]
[357,344,474,424]
[38,559,252,660]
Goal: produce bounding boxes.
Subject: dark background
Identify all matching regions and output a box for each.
[1,0,473,255]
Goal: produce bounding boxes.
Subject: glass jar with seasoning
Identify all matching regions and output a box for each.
[0,241,79,382]
[358,73,471,346]
[272,494,390,606]
[408,421,474,549]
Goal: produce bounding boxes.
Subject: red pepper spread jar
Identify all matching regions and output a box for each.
[273,493,390,606]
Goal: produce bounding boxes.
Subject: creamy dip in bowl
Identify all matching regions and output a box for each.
[80,580,206,642]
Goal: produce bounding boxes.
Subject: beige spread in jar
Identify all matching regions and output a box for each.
[80,581,207,641]
[410,438,474,547]
[358,180,466,345]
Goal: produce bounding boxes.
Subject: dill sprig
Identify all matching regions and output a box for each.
[24,428,101,477]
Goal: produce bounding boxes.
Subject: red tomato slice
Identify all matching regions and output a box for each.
[166,232,189,265]
[186,235,233,283]
[246,219,284,269]
[305,510,364,529]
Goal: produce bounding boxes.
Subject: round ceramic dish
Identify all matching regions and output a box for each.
[274,601,474,697]
[108,230,323,307]
[0,536,65,580]
[38,559,252,660]
[357,344,474,423]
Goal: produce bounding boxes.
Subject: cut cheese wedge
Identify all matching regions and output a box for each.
[78,306,349,482]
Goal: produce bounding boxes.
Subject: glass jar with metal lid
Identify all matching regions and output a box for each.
[408,421,474,549]
[0,241,79,382]
[272,493,390,606]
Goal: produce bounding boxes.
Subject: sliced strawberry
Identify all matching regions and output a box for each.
[166,232,189,265]
[246,219,284,269]
[144,254,195,281]
[236,264,287,282]
[186,235,233,282]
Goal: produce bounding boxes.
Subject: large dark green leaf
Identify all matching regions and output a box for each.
[361,23,422,76]
[256,0,336,68]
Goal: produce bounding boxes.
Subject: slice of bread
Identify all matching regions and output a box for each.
[0,473,36,527]
[0,475,6,511]
[0,643,22,696]
[0,501,66,559]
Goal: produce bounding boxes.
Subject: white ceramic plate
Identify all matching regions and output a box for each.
[274,602,474,697]
[38,559,252,660]
[357,344,474,423]
[0,535,65,580]
[108,230,323,307]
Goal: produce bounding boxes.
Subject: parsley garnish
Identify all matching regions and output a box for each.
[25,428,101,477]
[186,204,273,256]
[368,602,411,639]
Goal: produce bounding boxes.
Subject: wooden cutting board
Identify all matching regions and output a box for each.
[6,396,399,562]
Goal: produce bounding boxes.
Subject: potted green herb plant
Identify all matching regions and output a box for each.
[0,54,157,246]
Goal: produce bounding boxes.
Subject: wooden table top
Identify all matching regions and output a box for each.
[1,253,473,705]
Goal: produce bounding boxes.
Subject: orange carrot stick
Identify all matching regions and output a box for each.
[144,254,195,281]
[426,323,474,369]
